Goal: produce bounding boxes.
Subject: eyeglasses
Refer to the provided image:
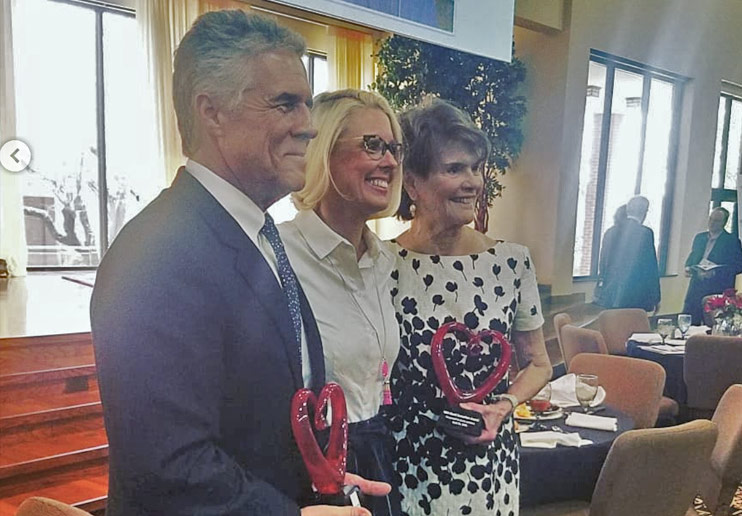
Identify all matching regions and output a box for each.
[338,135,404,162]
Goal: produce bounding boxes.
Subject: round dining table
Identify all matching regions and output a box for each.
[626,339,687,404]
[519,406,634,507]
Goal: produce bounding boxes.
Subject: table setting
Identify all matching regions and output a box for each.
[518,374,634,506]
[625,315,711,404]
[516,373,620,449]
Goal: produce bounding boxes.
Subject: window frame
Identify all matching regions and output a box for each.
[573,49,686,280]
[304,51,327,94]
[710,92,742,239]
[25,0,135,271]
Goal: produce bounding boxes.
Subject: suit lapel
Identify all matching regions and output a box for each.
[233,246,304,391]
[174,171,304,391]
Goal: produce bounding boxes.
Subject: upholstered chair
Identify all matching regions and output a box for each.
[523,420,718,516]
[568,353,664,429]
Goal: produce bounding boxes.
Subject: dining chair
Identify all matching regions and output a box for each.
[685,335,742,419]
[15,497,93,516]
[597,308,650,355]
[569,353,664,429]
[689,384,742,516]
[559,324,608,370]
[553,312,572,350]
[522,419,718,516]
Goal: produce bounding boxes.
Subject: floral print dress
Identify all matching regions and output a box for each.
[388,241,544,516]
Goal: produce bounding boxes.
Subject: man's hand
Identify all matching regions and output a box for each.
[300,473,391,516]
[456,400,511,445]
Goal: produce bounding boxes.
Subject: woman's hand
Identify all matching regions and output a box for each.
[457,400,514,445]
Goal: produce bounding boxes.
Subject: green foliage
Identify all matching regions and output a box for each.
[372,35,527,209]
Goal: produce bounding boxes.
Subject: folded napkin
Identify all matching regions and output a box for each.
[664,338,686,346]
[638,344,685,355]
[544,373,606,409]
[630,332,662,344]
[520,430,593,448]
[687,325,711,336]
[565,412,618,431]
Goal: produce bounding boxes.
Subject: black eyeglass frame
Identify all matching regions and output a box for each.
[337,134,404,162]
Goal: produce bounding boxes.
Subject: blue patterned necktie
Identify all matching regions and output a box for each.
[260,214,303,353]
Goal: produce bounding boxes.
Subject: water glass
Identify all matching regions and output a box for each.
[677,314,691,339]
[575,374,599,412]
[657,318,674,344]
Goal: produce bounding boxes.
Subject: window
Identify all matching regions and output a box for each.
[302,52,329,96]
[573,50,685,278]
[710,92,742,236]
[15,0,160,268]
[269,52,329,224]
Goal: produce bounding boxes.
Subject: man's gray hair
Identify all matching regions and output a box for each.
[626,195,650,219]
[173,10,306,156]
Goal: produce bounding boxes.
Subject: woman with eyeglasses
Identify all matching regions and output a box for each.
[280,89,404,516]
[387,99,552,516]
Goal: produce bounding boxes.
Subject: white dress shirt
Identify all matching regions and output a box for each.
[280,210,400,422]
[186,159,311,386]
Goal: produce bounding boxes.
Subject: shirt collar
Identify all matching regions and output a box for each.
[185,158,266,241]
[627,215,643,224]
[292,209,392,266]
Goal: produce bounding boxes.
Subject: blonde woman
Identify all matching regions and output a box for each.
[280,89,404,515]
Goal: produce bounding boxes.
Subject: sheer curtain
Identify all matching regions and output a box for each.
[327,26,374,91]
[0,0,28,276]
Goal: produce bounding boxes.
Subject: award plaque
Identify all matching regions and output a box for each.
[431,321,513,437]
[290,382,363,507]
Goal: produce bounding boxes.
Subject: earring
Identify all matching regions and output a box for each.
[409,202,416,217]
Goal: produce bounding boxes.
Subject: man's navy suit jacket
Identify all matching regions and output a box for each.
[683,230,742,323]
[91,170,325,515]
[598,219,661,311]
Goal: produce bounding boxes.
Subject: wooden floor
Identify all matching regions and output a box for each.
[0,332,106,516]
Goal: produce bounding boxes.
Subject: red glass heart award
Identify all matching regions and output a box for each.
[290,382,362,507]
[431,321,513,437]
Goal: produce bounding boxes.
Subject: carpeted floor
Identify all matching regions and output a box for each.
[693,485,742,515]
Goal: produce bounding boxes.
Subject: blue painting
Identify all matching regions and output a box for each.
[338,0,454,32]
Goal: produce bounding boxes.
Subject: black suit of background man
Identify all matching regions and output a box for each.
[683,208,742,324]
[595,197,661,312]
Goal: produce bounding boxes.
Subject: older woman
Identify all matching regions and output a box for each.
[388,99,552,516]
[280,89,404,515]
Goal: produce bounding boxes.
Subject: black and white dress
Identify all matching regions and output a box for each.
[388,241,544,516]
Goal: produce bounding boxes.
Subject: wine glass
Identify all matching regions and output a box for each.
[677,314,692,340]
[575,374,599,413]
[529,383,552,430]
[657,318,674,345]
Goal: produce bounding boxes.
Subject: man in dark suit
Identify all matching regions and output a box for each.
[683,207,742,324]
[596,196,661,311]
[91,11,386,516]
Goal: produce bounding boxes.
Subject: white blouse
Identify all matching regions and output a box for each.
[280,210,400,422]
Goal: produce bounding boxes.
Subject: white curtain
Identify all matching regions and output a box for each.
[0,0,28,276]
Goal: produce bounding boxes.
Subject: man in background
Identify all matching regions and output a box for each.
[683,207,742,324]
[596,195,661,312]
[91,10,386,516]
